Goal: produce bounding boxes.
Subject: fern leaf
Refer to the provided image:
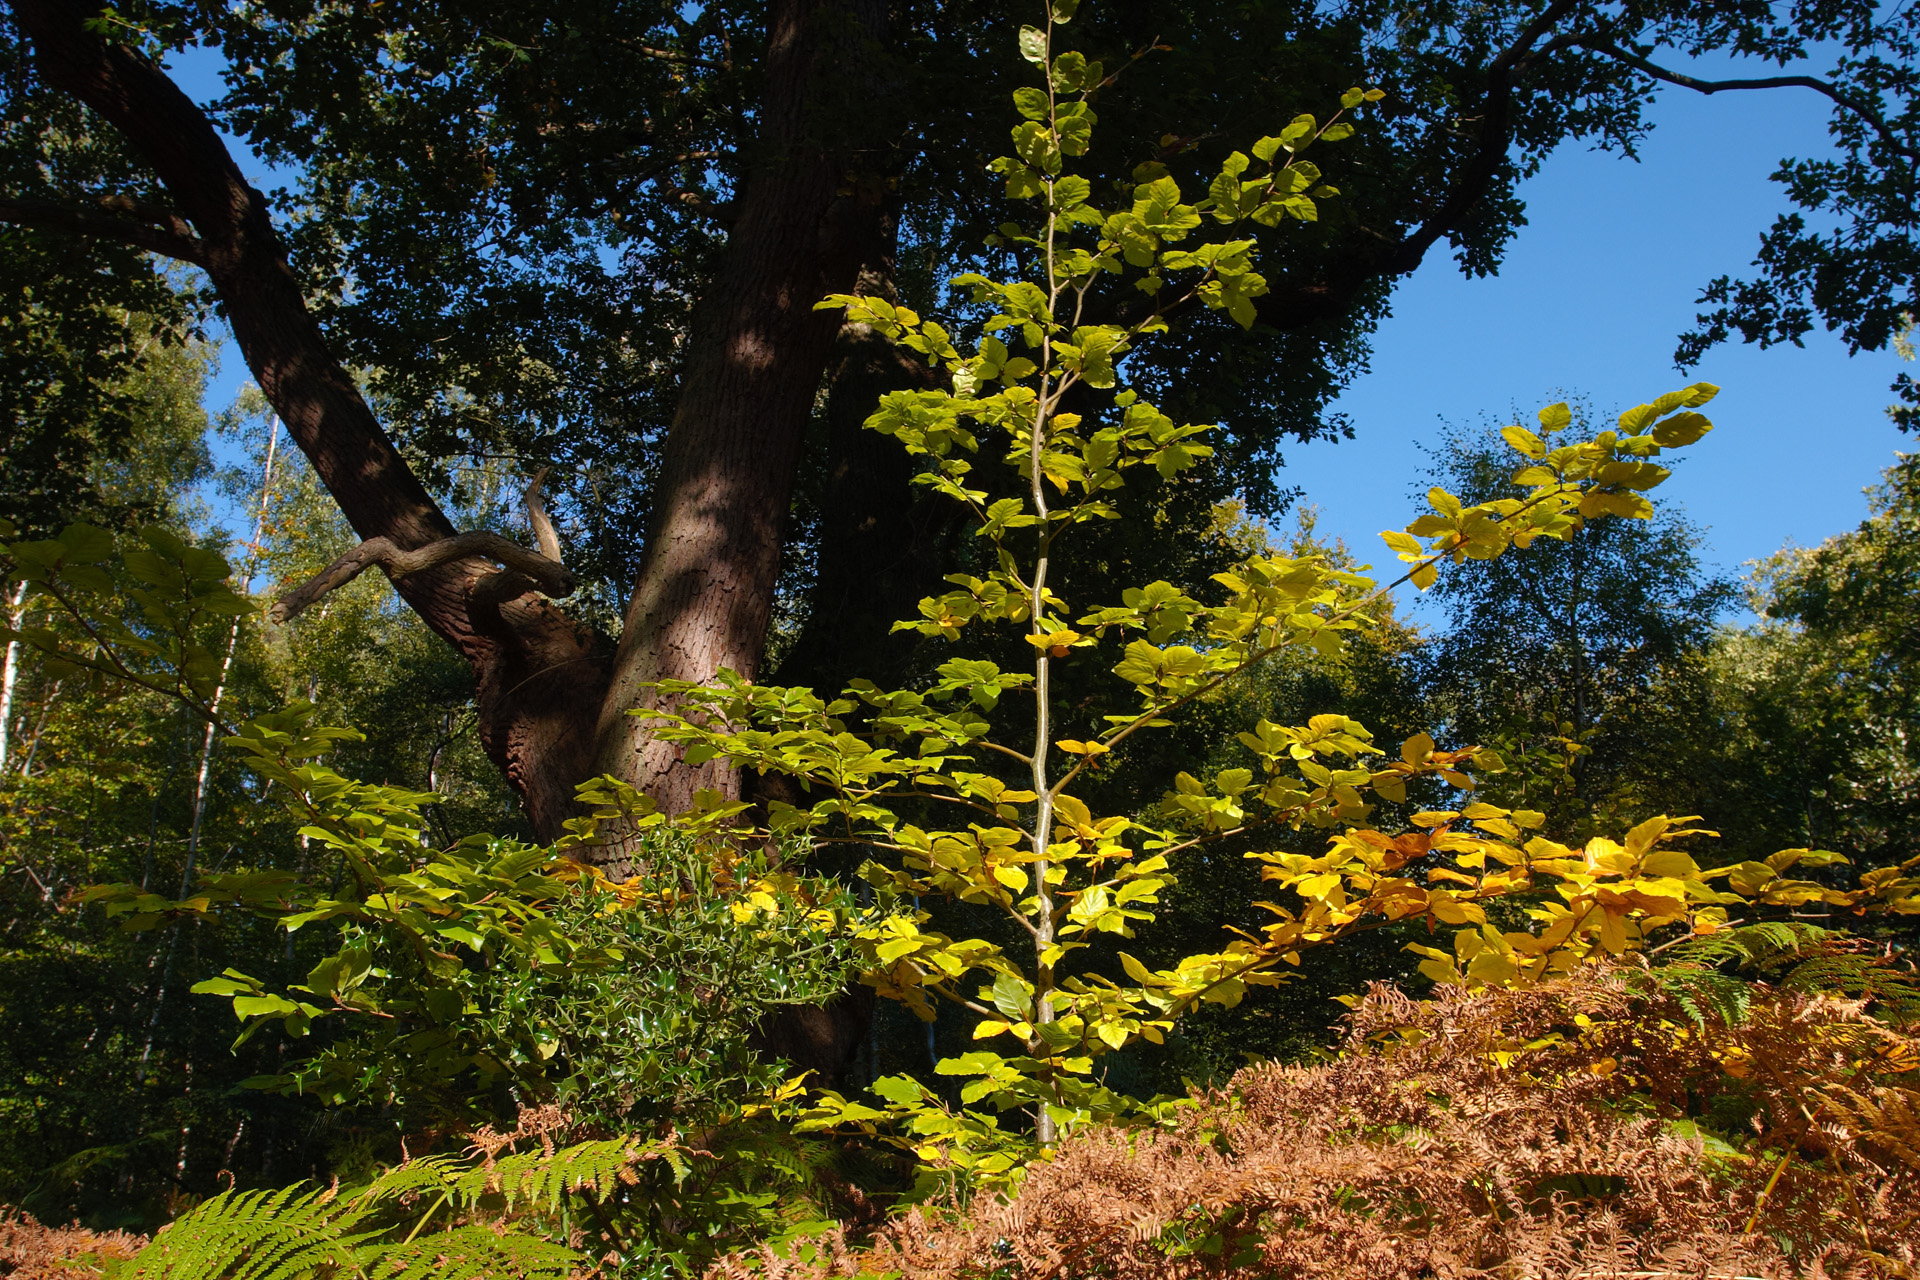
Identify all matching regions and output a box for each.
[354,1155,463,1213]
[122,1184,373,1280]
[1819,1083,1920,1169]
[360,1224,584,1280]
[454,1137,646,1212]
[1784,953,1920,1023]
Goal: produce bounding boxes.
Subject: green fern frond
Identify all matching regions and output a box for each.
[353,1155,463,1212]
[454,1137,648,1211]
[1653,923,1920,1025]
[1659,970,1751,1029]
[1662,921,1831,974]
[657,1143,692,1185]
[122,1184,374,1280]
[359,1224,584,1280]
[748,1135,835,1187]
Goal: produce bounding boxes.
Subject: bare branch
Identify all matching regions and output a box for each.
[656,183,734,222]
[272,532,575,624]
[0,193,207,264]
[523,467,563,562]
[610,37,730,70]
[1582,39,1920,165]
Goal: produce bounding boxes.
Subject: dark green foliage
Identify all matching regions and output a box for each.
[534,846,856,1136]
[0,14,210,537]
[41,0,1901,610]
[1663,6,1920,426]
[1698,453,1920,874]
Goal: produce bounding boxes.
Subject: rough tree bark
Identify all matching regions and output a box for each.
[773,257,958,696]
[588,0,893,857]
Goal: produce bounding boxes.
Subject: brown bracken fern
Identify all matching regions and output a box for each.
[713,973,1920,1279]
[0,1208,144,1279]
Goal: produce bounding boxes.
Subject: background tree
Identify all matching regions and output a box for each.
[0,389,536,1224]
[1416,413,1737,837]
[1701,452,1920,874]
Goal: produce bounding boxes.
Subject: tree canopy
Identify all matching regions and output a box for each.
[7,0,1920,834]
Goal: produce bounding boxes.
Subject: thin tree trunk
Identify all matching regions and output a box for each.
[10,678,56,785]
[142,419,278,1084]
[183,417,278,877]
[0,579,25,771]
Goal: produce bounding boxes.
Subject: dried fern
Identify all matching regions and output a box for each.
[1820,1083,1920,1169]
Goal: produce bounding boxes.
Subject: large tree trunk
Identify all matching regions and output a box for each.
[772,258,957,696]
[11,0,1554,845]
[589,0,892,860]
[12,0,900,850]
[11,0,606,838]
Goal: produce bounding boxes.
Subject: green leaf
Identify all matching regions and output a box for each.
[232,994,305,1019]
[936,1050,1007,1075]
[190,971,260,998]
[1381,530,1423,556]
[990,971,1034,1019]
[1050,50,1091,92]
[1018,25,1047,65]
[870,1074,924,1105]
[1649,411,1713,447]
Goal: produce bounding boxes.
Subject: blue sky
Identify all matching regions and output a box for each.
[1279,78,1912,613]
[174,48,1912,613]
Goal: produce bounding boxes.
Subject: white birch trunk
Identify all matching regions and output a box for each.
[0,579,28,772]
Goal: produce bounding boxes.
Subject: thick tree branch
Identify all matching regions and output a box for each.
[12,0,464,590]
[0,192,207,263]
[1581,38,1920,166]
[1146,0,1587,337]
[272,532,576,624]
[11,0,610,836]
